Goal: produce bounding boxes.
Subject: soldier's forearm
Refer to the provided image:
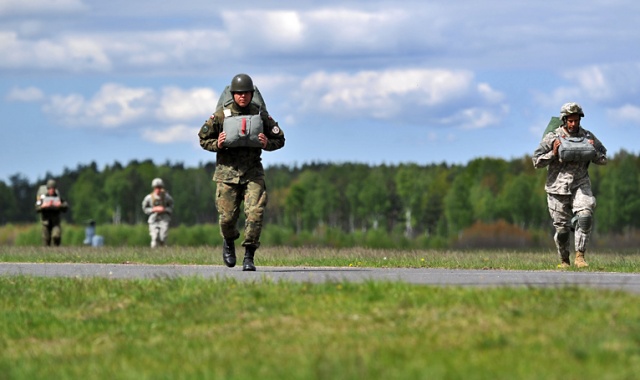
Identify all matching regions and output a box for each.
[265,138,285,151]
[200,139,220,152]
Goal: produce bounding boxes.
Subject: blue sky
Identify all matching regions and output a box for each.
[1,0,640,184]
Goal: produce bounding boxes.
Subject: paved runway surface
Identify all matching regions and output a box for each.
[3,262,640,293]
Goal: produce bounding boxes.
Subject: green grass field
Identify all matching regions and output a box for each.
[2,246,640,379]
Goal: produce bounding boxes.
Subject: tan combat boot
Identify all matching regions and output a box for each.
[575,251,589,268]
[557,258,571,269]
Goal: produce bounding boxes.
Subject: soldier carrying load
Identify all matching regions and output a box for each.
[198,73,285,271]
[35,179,69,246]
[533,102,607,268]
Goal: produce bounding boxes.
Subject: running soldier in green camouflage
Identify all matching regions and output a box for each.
[198,73,285,271]
[35,179,69,246]
[533,102,607,268]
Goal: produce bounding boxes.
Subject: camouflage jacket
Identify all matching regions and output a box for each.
[198,102,285,184]
[141,191,174,224]
[532,126,607,195]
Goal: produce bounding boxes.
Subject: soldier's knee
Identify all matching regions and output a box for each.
[555,228,570,244]
[577,211,593,232]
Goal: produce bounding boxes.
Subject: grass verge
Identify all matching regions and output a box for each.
[2,276,640,379]
[1,246,640,272]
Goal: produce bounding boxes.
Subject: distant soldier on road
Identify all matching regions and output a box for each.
[35,179,68,246]
[198,73,285,271]
[141,178,174,248]
[533,102,607,268]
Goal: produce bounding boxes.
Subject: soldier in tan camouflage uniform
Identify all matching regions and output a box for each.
[533,102,607,268]
[141,178,174,248]
[198,73,285,271]
[35,179,69,246]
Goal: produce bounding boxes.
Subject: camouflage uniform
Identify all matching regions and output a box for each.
[198,101,285,249]
[533,124,607,264]
[141,187,174,247]
[35,180,69,246]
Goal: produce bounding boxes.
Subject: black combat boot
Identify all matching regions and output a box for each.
[222,239,236,267]
[242,246,256,271]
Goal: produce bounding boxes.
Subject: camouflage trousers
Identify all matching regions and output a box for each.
[41,219,62,246]
[216,179,267,248]
[149,220,170,248]
[547,184,596,259]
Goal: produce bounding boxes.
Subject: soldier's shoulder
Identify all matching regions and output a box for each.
[581,127,596,136]
[541,129,559,143]
[249,103,263,114]
[211,109,226,122]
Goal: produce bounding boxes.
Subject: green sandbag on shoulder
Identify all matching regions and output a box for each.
[215,85,268,112]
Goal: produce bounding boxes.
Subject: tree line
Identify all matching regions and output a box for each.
[1,151,639,240]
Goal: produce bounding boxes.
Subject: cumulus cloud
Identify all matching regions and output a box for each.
[2,3,640,76]
[156,87,218,121]
[294,68,507,128]
[38,67,508,147]
[43,83,155,128]
[6,86,44,102]
[0,7,432,73]
[0,0,85,15]
[0,32,111,71]
[142,124,199,144]
[607,104,640,125]
[541,63,640,105]
[223,10,305,49]
[41,84,219,132]
[537,63,640,125]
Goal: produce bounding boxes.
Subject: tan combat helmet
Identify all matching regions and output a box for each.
[151,178,164,188]
[46,179,56,189]
[560,102,585,120]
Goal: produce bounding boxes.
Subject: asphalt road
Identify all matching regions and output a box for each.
[2,262,640,293]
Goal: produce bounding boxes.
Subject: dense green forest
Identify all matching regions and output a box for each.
[1,151,639,247]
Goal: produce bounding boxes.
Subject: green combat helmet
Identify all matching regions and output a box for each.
[230,73,254,93]
[215,73,267,112]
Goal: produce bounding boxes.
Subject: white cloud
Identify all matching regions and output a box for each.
[1,3,640,76]
[156,87,218,121]
[142,124,199,144]
[43,83,155,128]
[0,0,85,15]
[303,8,419,52]
[0,32,111,71]
[0,0,640,76]
[6,86,44,102]
[561,66,615,102]
[0,8,430,74]
[540,63,640,107]
[294,68,507,127]
[607,104,640,125]
[41,84,219,132]
[223,11,304,48]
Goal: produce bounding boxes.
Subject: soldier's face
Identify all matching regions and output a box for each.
[233,91,253,108]
[47,188,55,195]
[154,186,163,195]
[565,115,581,133]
